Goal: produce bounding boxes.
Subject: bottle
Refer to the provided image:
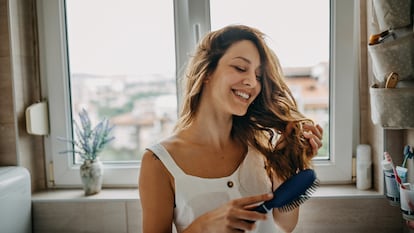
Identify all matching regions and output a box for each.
[356,144,372,190]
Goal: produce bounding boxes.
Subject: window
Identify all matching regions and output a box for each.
[37,0,357,187]
[37,0,176,186]
[65,0,176,164]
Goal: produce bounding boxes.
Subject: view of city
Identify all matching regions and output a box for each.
[70,62,329,163]
[70,73,177,163]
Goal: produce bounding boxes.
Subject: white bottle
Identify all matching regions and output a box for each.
[356,144,372,190]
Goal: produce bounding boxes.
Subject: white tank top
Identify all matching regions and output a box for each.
[147,143,279,233]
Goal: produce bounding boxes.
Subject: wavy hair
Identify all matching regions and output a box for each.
[175,25,315,180]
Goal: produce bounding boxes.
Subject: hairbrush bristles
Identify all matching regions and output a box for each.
[251,169,320,215]
[277,178,320,212]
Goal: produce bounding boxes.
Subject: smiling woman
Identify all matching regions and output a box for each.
[139,24,324,233]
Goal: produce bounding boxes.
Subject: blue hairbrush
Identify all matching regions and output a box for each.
[253,169,319,213]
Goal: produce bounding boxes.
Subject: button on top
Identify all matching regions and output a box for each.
[227,181,234,188]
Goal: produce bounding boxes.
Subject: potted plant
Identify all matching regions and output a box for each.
[59,109,115,195]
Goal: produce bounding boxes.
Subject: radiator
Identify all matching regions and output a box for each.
[0,166,31,233]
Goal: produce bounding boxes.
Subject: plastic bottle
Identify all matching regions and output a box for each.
[356,144,372,190]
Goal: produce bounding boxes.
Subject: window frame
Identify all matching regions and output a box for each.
[37,0,357,187]
[311,0,357,183]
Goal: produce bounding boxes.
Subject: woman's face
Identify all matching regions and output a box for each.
[204,40,262,116]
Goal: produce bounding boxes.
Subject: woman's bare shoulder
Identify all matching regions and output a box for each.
[140,145,174,189]
[139,143,175,233]
[158,134,189,155]
[141,134,183,171]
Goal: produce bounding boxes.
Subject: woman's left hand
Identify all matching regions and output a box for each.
[302,124,323,156]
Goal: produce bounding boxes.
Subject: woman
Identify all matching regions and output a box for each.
[139,25,323,233]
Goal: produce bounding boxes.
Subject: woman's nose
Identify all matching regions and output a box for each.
[242,72,258,87]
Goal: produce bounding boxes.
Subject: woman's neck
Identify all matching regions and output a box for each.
[181,111,234,150]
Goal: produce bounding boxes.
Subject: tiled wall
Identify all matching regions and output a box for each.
[33,200,142,233]
[32,196,407,233]
[0,0,46,191]
[296,197,406,233]
[0,0,17,165]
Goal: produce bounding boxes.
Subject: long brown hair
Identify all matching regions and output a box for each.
[175,25,314,181]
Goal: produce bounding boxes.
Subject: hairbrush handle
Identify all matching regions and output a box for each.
[252,203,271,214]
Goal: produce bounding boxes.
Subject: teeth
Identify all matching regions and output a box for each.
[234,90,250,100]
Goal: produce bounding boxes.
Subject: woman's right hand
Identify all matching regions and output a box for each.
[184,193,273,233]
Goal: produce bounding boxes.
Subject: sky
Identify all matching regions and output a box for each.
[210,0,329,68]
[66,0,329,76]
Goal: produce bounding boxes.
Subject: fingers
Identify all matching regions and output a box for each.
[309,138,320,155]
[195,193,273,232]
[302,123,323,155]
[230,193,273,224]
[232,193,273,208]
[227,216,256,232]
[315,124,323,138]
[303,123,323,140]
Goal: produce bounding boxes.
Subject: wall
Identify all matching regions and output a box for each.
[32,194,142,233]
[0,0,46,191]
[0,0,17,164]
[32,192,406,233]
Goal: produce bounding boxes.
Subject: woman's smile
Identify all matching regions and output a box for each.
[233,89,250,100]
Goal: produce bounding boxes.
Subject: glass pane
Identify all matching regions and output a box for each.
[210,0,330,159]
[65,0,176,163]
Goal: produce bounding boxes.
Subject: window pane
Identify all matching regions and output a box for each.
[65,0,176,163]
[210,0,330,158]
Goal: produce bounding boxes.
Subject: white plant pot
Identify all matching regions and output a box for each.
[80,158,103,195]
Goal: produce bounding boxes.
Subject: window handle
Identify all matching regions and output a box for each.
[194,23,200,43]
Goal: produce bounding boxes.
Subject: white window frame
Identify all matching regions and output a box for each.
[312,0,357,184]
[37,0,357,187]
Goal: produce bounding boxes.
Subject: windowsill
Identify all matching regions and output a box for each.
[32,188,139,202]
[312,184,382,198]
[32,184,383,203]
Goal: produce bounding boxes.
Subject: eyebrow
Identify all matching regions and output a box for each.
[232,56,252,64]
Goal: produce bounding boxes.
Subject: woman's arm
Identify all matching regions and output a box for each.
[271,176,299,233]
[273,207,299,233]
[139,150,175,233]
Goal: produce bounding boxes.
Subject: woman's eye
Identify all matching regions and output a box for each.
[234,66,246,72]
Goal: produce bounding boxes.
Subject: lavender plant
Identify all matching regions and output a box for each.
[58,109,115,161]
